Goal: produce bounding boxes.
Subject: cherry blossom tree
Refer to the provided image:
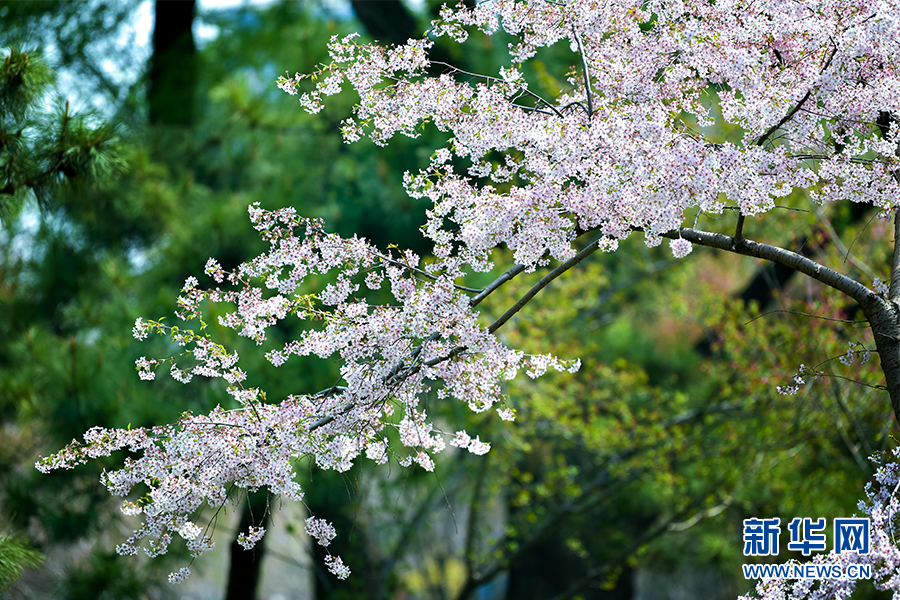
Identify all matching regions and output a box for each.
[37,0,900,596]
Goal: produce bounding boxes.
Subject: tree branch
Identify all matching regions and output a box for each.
[308,236,604,432]
[487,239,603,333]
[754,41,839,148]
[890,207,900,303]
[755,89,813,148]
[431,61,565,119]
[571,26,593,118]
[659,227,871,303]
[549,494,708,600]
[470,263,530,307]
[734,213,746,246]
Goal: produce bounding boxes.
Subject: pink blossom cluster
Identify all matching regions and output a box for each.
[776,364,807,396]
[279,0,900,267]
[168,567,190,584]
[742,452,900,599]
[38,201,575,581]
[35,400,321,579]
[237,526,266,550]
[840,342,872,366]
[325,555,351,580]
[449,431,491,456]
[305,517,336,547]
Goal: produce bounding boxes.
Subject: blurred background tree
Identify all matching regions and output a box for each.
[0,1,895,600]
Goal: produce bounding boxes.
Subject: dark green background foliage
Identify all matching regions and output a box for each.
[0,2,894,600]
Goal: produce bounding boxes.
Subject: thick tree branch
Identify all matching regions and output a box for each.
[660,227,872,302]
[310,223,875,432]
[470,263,530,307]
[308,220,884,433]
[666,224,900,426]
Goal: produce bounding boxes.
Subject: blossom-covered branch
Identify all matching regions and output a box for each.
[38,0,900,590]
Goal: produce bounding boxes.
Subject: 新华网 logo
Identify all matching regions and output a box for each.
[741,517,872,581]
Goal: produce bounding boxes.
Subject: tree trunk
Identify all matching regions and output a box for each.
[863,292,900,425]
[349,0,417,47]
[224,490,271,600]
[306,469,382,600]
[149,0,196,126]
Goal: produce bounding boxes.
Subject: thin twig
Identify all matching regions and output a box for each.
[846,212,879,263]
[816,373,887,391]
[742,309,867,327]
[379,253,482,294]
[815,205,876,279]
[810,354,886,392]
[431,61,564,119]
[692,209,702,228]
